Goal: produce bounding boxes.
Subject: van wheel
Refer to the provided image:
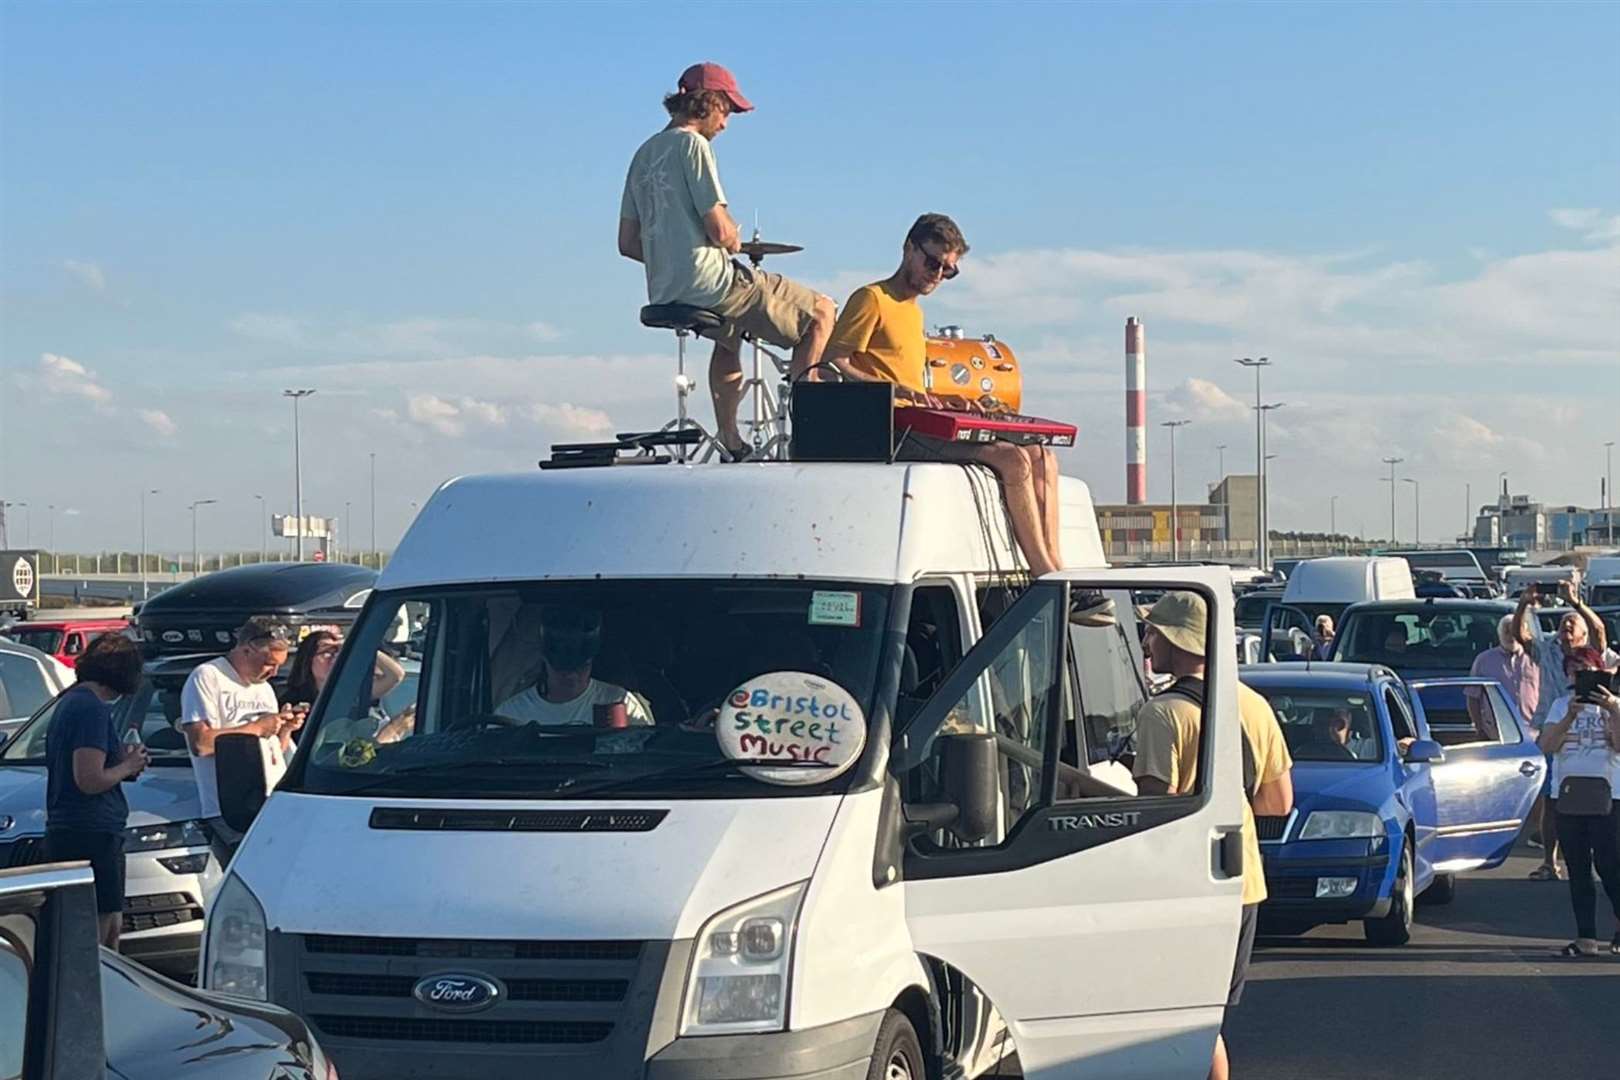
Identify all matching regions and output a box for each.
[1420,871,1456,906]
[866,1008,925,1080]
[1364,842,1414,947]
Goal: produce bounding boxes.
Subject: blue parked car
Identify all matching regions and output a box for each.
[1240,663,1542,946]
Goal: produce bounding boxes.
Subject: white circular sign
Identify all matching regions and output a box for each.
[716,671,867,786]
[11,558,34,600]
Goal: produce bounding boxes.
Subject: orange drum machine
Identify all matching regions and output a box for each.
[922,326,1022,412]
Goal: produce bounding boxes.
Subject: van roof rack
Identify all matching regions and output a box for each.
[539,428,700,470]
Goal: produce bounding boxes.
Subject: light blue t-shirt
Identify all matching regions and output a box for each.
[1530,629,1619,726]
[620,128,733,308]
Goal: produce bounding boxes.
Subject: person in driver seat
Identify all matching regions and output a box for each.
[495,605,652,727]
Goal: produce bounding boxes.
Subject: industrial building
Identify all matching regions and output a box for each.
[1096,474,1259,550]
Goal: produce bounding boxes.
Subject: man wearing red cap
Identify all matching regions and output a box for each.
[619,62,835,460]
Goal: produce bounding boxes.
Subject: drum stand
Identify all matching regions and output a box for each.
[662,326,726,464]
[740,335,791,460]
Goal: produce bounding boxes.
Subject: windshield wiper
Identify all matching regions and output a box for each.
[561,756,838,798]
[323,756,608,797]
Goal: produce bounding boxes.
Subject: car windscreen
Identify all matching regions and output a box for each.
[1234,593,1275,629]
[4,628,61,655]
[1248,685,1383,762]
[0,654,53,720]
[292,581,894,800]
[1333,608,1503,672]
[1,673,191,761]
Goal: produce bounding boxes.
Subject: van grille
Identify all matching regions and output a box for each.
[368,807,667,833]
[305,972,628,1002]
[310,1015,613,1044]
[303,934,640,961]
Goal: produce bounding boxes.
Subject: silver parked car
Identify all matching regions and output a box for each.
[0,638,73,746]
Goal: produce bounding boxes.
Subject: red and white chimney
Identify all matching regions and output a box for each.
[1125,317,1146,504]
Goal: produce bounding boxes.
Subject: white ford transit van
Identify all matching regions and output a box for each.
[201,461,1244,1080]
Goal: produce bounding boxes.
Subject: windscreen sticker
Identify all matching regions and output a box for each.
[717,670,867,787]
[808,590,862,627]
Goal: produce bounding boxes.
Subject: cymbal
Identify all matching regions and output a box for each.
[739,240,803,260]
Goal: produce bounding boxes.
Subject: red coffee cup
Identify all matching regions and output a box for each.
[593,701,629,729]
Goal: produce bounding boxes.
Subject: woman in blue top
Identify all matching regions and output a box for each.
[43,632,148,947]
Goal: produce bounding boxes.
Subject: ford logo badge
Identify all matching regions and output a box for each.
[412,973,502,1013]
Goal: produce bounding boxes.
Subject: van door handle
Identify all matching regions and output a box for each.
[1217,830,1244,878]
[1520,761,1542,777]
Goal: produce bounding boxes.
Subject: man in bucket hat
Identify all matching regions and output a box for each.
[1131,591,1292,1080]
[618,61,835,460]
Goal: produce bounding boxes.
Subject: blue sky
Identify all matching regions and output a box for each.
[2,2,1617,554]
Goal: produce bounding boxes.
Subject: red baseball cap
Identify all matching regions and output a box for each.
[678,61,754,113]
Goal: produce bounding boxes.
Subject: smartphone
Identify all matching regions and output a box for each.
[1532,582,1561,598]
[1574,669,1615,703]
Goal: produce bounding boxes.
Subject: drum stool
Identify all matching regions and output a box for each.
[640,303,729,463]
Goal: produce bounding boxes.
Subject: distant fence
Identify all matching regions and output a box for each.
[32,550,390,577]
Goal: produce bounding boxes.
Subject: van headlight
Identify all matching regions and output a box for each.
[125,819,210,852]
[1298,811,1383,839]
[680,881,806,1036]
[204,874,268,1000]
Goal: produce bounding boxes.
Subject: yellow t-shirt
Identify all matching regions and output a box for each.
[1132,681,1293,906]
[826,281,927,395]
[1238,682,1293,906]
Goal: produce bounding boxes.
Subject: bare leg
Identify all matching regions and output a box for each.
[977,444,1061,576]
[98,912,121,950]
[1026,446,1063,568]
[708,340,745,450]
[788,295,837,381]
[1210,1033,1230,1080]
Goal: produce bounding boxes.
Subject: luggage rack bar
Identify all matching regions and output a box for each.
[538,428,701,470]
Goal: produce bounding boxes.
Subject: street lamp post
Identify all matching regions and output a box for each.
[1403,478,1421,545]
[1330,495,1339,552]
[189,499,217,579]
[253,494,267,563]
[343,501,353,563]
[139,488,160,601]
[283,389,316,560]
[1215,444,1229,545]
[47,505,56,573]
[1382,457,1404,544]
[1233,357,1272,568]
[369,451,377,569]
[1162,420,1191,560]
[1256,402,1286,567]
[1606,441,1615,545]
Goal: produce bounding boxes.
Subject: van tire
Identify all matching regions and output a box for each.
[1420,871,1456,906]
[865,1008,926,1080]
[1364,842,1414,947]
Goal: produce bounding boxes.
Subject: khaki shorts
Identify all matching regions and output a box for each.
[705,261,821,351]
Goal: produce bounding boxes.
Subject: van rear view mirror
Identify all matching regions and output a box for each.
[215,732,269,834]
[941,732,998,843]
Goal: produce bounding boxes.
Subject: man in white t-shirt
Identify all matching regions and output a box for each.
[180,617,299,859]
[495,606,651,727]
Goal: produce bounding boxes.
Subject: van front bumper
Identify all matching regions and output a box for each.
[646,1010,884,1080]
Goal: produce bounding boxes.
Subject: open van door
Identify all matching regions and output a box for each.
[1407,678,1542,873]
[895,568,1244,1079]
[1261,602,1319,663]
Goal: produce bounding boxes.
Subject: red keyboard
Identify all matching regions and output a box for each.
[894,406,1077,447]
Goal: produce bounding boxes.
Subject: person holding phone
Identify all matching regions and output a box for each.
[1537,649,1620,957]
[43,633,148,947]
[287,628,411,747]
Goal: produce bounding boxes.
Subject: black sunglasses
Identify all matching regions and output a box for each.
[912,242,960,280]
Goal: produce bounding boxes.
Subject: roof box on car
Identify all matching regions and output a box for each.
[135,562,376,657]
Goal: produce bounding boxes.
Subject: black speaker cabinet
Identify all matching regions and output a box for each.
[789,381,895,462]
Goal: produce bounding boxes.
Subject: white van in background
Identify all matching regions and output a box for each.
[199,462,1246,1080]
[1584,556,1620,605]
[1262,556,1417,661]
[1503,564,1580,597]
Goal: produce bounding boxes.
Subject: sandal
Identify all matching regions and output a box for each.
[1529,865,1559,881]
[1559,942,1599,958]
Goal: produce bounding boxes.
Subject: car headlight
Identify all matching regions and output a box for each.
[125,819,210,853]
[1298,811,1383,840]
[680,881,806,1036]
[204,874,268,1000]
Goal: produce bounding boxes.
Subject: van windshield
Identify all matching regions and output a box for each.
[291,581,893,799]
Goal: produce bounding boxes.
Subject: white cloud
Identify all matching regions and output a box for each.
[1550,207,1620,242]
[528,402,616,438]
[61,259,106,292]
[526,321,563,342]
[407,394,471,437]
[138,409,178,438]
[39,353,113,405]
[1163,377,1249,423]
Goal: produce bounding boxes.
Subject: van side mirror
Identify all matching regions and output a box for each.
[1403,739,1445,765]
[214,732,269,834]
[940,732,998,843]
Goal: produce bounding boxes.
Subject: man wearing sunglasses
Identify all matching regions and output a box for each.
[180,616,302,860]
[821,214,1066,576]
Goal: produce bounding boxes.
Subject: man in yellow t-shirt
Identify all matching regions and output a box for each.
[819,214,1065,576]
[1130,591,1292,1080]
